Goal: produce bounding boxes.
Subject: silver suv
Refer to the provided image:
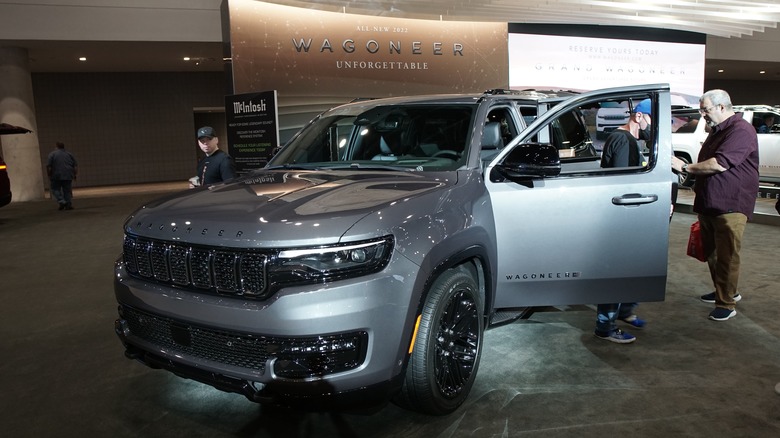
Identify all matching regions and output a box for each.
[114,84,673,415]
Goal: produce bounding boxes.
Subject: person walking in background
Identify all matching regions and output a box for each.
[46,141,78,210]
[189,126,235,187]
[593,98,652,344]
[672,89,759,321]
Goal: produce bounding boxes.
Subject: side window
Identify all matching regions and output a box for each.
[525,94,656,174]
[550,110,597,158]
[672,111,701,133]
[482,107,520,162]
[754,112,778,134]
[486,108,519,147]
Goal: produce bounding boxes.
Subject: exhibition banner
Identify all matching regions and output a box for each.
[227,0,508,98]
[225,90,279,174]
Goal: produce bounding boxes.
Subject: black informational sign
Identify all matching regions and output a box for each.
[225,90,279,175]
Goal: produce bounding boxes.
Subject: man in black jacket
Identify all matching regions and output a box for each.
[46,141,78,210]
[190,126,236,187]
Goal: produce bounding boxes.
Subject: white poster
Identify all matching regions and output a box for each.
[509,33,705,105]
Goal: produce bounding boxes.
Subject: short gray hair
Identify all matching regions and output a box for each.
[700,89,733,110]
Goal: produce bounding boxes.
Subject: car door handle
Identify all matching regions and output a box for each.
[612,193,658,205]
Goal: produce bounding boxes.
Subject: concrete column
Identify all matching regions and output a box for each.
[0,47,44,201]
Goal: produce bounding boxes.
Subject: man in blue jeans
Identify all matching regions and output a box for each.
[594,98,652,344]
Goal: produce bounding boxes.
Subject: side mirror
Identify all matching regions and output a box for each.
[493,143,561,181]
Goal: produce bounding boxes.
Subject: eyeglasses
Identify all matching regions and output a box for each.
[698,105,719,114]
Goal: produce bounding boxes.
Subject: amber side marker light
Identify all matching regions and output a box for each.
[408,314,421,354]
[0,164,7,170]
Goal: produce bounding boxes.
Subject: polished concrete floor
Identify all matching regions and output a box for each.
[1,185,779,437]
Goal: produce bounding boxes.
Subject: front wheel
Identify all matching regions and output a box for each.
[394,269,484,415]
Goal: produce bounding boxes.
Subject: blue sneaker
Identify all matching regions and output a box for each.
[594,329,636,344]
[708,308,737,321]
[619,314,646,329]
[700,292,741,303]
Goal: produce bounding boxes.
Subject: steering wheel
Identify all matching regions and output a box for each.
[432,150,460,160]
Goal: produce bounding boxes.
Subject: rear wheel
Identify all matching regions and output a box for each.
[675,154,695,187]
[394,268,484,415]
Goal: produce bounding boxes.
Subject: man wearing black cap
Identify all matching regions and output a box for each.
[190,126,236,187]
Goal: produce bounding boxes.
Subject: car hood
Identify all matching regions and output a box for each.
[125,170,452,247]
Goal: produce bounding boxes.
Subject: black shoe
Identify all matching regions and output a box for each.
[64,205,74,210]
[709,308,737,321]
[58,204,65,210]
[700,292,741,303]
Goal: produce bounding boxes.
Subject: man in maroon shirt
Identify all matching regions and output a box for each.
[672,89,759,321]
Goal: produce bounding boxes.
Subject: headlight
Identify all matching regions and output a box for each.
[270,236,394,285]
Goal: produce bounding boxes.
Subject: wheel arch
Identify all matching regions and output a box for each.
[413,243,494,329]
[393,239,494,384]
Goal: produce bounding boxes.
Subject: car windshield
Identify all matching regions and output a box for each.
[268,104,475,171]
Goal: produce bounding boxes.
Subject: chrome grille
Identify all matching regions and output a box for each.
[214,251,239,292]
[123,235,268,298]
[169,245,189,285]
[151,244,169,281]
[190,248,212,289]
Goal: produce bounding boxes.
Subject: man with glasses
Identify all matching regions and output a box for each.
[672,89,759,321]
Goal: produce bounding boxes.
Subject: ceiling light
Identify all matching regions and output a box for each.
[78,57,86,62]
[718,69,724,73]
[759,70,766,74]
[183,57,191,61]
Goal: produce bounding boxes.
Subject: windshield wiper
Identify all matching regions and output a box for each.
[266,163,417,172]
[331,163,416,172]
[264,164,322,170]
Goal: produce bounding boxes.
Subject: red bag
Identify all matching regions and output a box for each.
[687,221,707,262]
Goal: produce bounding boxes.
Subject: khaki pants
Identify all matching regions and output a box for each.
[698,212,747,310]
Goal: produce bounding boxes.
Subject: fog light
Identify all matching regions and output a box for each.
[272,331,367,379]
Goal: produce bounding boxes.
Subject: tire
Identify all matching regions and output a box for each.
[675,154,695,187]
[393,269,484,415]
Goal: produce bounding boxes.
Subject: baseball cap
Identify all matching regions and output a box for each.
[197,126,216,139]
[633,99,652,116]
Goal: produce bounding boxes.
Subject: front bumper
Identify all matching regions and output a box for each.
[113,254,420,407]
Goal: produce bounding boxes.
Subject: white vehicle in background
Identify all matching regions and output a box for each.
[672,105,780,187]
[595,101,629,140]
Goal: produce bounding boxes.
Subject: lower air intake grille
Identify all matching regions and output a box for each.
[121,306,368,378]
